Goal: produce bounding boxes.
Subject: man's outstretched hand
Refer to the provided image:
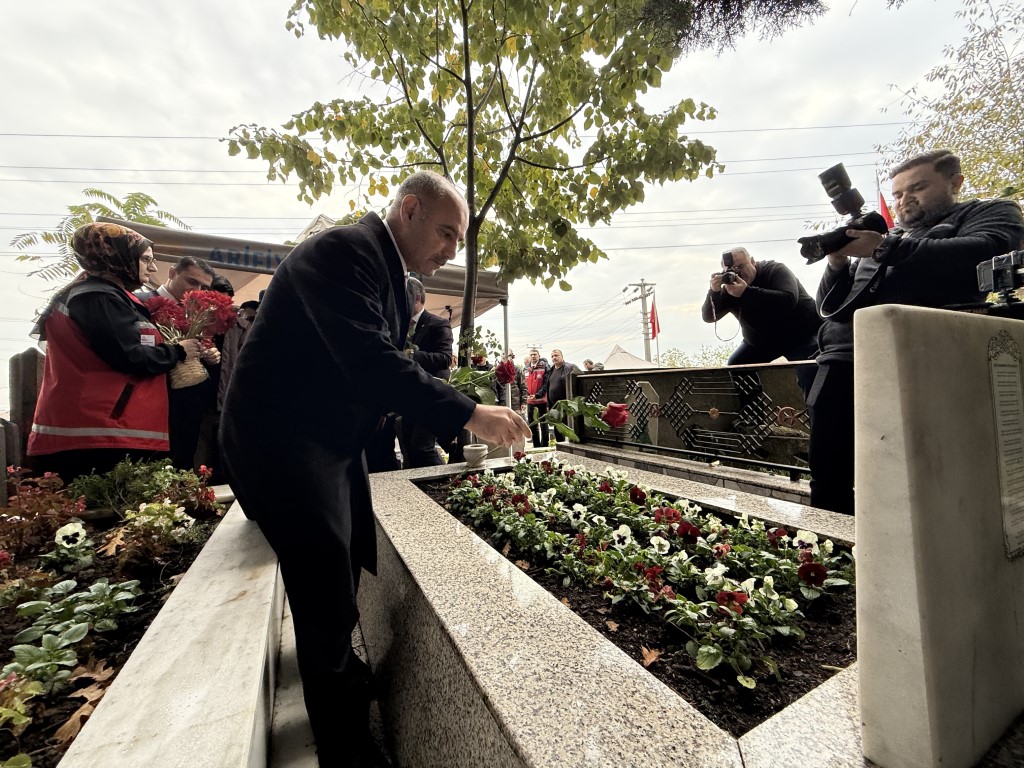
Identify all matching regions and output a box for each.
[465,405,532,446]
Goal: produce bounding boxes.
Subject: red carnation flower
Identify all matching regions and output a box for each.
[144,296,188,332]
[495,360,516,385]
[798,562,828,587]
[600,402,629,429]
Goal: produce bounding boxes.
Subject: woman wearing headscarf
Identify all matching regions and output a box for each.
[27,222,203,482]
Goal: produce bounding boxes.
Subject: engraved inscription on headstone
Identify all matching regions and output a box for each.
[988,330,1024,559]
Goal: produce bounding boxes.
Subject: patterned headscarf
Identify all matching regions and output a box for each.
[71,222,153,289]
[31,223,153,340]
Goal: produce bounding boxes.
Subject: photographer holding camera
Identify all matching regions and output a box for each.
[808,149,1024,515]
[701,246,821,393]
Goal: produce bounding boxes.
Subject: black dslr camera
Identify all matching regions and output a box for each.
[977,251,1024,304]
[720,251,738,285]
[797,163,890,264]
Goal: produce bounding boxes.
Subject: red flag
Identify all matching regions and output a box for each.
[649,298,661,340]
[879,189,895,229]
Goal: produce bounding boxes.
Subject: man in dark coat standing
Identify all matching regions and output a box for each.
[398,276,454,467]
[220,171,530,767]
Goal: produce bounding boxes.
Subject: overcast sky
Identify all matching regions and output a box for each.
[0,0,970,405]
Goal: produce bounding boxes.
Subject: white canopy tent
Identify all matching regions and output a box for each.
[602,344,658,370]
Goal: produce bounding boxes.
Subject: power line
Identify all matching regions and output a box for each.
[0,122,915,140]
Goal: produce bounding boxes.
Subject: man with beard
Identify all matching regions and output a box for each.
[809,149,1024,514]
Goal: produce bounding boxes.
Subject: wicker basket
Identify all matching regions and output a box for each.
[169,357,209,389]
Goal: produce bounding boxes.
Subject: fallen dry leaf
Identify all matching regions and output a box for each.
[99,528,125,557]
[596,607,609,615]
[53,702,94,746]
[640,646,663,668]
[560,597,571,608]
[70,659,114,684]
[53,686,106,749]
[501,541,511,556]
[605,620,619,632]
[514,560,530,570]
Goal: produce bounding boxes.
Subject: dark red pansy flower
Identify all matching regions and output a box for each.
[713,543,731,559]
[767,527,788,548]
[676,520,701,544]
[564,469,576,479]
[482,485,496,498]
[798,549,815,564]
[513,451,526,461]
[798,562,827,587]
[629,486,647,505]
[574,532,586,554]
[715,590,749,614]
[599,480,614,494]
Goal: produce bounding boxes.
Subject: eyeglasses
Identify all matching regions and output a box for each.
[141,256,157,266]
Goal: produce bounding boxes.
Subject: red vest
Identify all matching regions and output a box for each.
[28,286,171,456]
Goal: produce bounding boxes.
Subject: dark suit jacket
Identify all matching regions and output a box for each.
[219,212,476,573]
[410,310,453,379]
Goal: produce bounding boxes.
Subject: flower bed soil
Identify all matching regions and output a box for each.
[0,517,216,768]
[418,477,856,738]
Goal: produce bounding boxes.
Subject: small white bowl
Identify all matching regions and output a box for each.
[463,443,488,468]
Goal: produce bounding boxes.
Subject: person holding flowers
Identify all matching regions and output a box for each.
[141,256,233,470]
[26,222,203,482]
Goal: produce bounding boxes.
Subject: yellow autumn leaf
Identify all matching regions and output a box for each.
[306,149,322,166]
[505,36,517,55]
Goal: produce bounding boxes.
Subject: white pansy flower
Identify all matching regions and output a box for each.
[794,530,818,547]
[783,597,798,612]
[591,515,607,527]
[612,524,633,549]
[685,500,701,514]
[822,539,834,555]
[741,577,757,593]
[703,562,728,588]
[55,522,87,548]
[568,505,588,526]
[649,536,670,555]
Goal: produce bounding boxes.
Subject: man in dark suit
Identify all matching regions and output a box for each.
[398,276,454,467]
[219,171,529,767]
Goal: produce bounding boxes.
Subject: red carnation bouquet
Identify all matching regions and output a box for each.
[144,290,236,388]
[145,291,236,343]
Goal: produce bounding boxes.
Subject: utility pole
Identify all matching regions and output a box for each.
[624,279,656,361]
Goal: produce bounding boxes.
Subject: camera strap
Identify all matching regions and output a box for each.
[818,258,887,322]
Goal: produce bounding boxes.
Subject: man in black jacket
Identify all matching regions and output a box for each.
[398,276,454,466]
[809,149,1024,514]
[220,171,529,767]
[702,247,821,394]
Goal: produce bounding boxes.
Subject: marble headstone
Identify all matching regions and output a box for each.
[855,305,1024,768]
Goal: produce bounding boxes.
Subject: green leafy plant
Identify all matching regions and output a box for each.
[2,625,87,693]
[12,578,141,644]
[38,522,93,574]
[446,457,853,688]
[0,672,43,739]
[67,459,222,519]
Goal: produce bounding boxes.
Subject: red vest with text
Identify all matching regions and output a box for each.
[28,286,171,456]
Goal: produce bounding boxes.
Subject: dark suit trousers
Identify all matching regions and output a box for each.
[398,416,443,468]
[240,463,373,764]
[808,362,855,515]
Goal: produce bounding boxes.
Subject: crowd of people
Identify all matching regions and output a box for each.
[25,222,259,484]
[14,151,1024,767]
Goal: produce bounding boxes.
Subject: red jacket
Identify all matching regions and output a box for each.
[29,283,172,456]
